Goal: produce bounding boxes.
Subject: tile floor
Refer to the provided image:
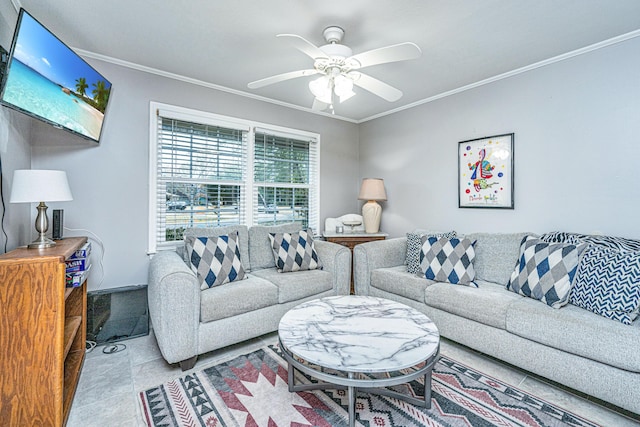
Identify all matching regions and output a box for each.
[67,331,639,427]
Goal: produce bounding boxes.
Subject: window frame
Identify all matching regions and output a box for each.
[148,102,320,254]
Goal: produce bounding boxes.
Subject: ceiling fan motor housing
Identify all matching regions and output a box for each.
[320,43,353,59]
[317,27,359,73]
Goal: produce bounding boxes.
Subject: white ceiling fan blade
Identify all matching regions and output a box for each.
[349,42,422,69]
[351,72,403,102]
[247,69,319,89]
[276,34,329,60]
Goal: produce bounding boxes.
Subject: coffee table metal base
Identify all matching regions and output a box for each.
[279,337,439,427]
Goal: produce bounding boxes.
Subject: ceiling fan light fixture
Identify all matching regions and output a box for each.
[309,76,333,104]
[334,74,355,103]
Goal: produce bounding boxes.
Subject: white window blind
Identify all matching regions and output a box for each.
[149,103,320,253]
[153,116,247,250]
[253,128,318,232]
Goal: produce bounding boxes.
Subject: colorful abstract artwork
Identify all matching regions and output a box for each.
[458,133,514,208]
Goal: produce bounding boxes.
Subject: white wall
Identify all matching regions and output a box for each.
[0,0,14,47]
[359,36,640,239]
[30,60,360,291]
[0,107,32,251]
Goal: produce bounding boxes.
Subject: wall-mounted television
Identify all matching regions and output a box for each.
[0,8,112,143]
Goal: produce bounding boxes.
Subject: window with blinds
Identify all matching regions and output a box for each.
[254,130,318,229]
[149,103,320,253]
[155,117,246,246]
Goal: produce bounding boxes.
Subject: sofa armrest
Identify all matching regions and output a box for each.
[148,250,201,364]
[354,237,407,295]
[314,239,351,296]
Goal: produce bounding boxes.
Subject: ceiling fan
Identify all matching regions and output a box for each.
[247,26,422,112]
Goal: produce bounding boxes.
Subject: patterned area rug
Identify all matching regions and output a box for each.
[139,345,598,427]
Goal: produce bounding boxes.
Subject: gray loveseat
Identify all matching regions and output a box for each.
[148,223,351,370]
[354,232,640,414]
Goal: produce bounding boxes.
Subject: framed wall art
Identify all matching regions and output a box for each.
[458,133,514,209]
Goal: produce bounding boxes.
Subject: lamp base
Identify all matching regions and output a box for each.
[28,202,56,249]
[362,200,382,233]
[27,235,57,249]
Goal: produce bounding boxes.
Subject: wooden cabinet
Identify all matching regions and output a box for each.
[323,232,387,294]
[0,237,88,426]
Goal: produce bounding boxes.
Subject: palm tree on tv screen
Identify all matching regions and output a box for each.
[75,77,88,98]
[91,80,110,113]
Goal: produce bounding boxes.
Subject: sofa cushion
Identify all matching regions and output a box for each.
[406,230,457,274]
[200,275,278,322]
[370,266,435,302]
[505,297,640,373]
[419,237,476,286]
[183,225,250,271]
[571,246,640,325]
[185,233,247,290]
[425,280,523,329]
[249,223,302,270]
[465,232,535,284]
[506,236,584,308]
[250,267,333,303]
[269,230,322,272]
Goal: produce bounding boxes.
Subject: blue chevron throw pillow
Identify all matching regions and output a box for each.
[571,246,640,325]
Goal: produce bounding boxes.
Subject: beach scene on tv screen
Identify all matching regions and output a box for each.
[2,12,111,141]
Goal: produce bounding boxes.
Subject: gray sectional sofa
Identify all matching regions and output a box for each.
[354,232,640,414]
[148,223,351,370]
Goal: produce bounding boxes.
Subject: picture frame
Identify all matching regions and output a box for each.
[458,133,514,209]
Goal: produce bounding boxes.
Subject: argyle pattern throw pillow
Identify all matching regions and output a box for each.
[419,237,476,286]
[185,232,246,290]
[406,230,457,274]
[269,230,322,273]
[571,246,640,325]
[506,236,584,308]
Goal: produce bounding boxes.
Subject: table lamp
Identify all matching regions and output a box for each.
[358,178,387,233]
[10,169,73,249]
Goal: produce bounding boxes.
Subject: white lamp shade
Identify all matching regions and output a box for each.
[358,178,387,201]
[10,170,73,203]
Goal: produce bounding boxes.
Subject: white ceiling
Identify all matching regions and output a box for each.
[13,0,640,122]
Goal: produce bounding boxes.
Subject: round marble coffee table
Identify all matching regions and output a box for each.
[278,295,440,427]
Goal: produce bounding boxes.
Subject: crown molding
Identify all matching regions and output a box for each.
[10,0,21,13]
